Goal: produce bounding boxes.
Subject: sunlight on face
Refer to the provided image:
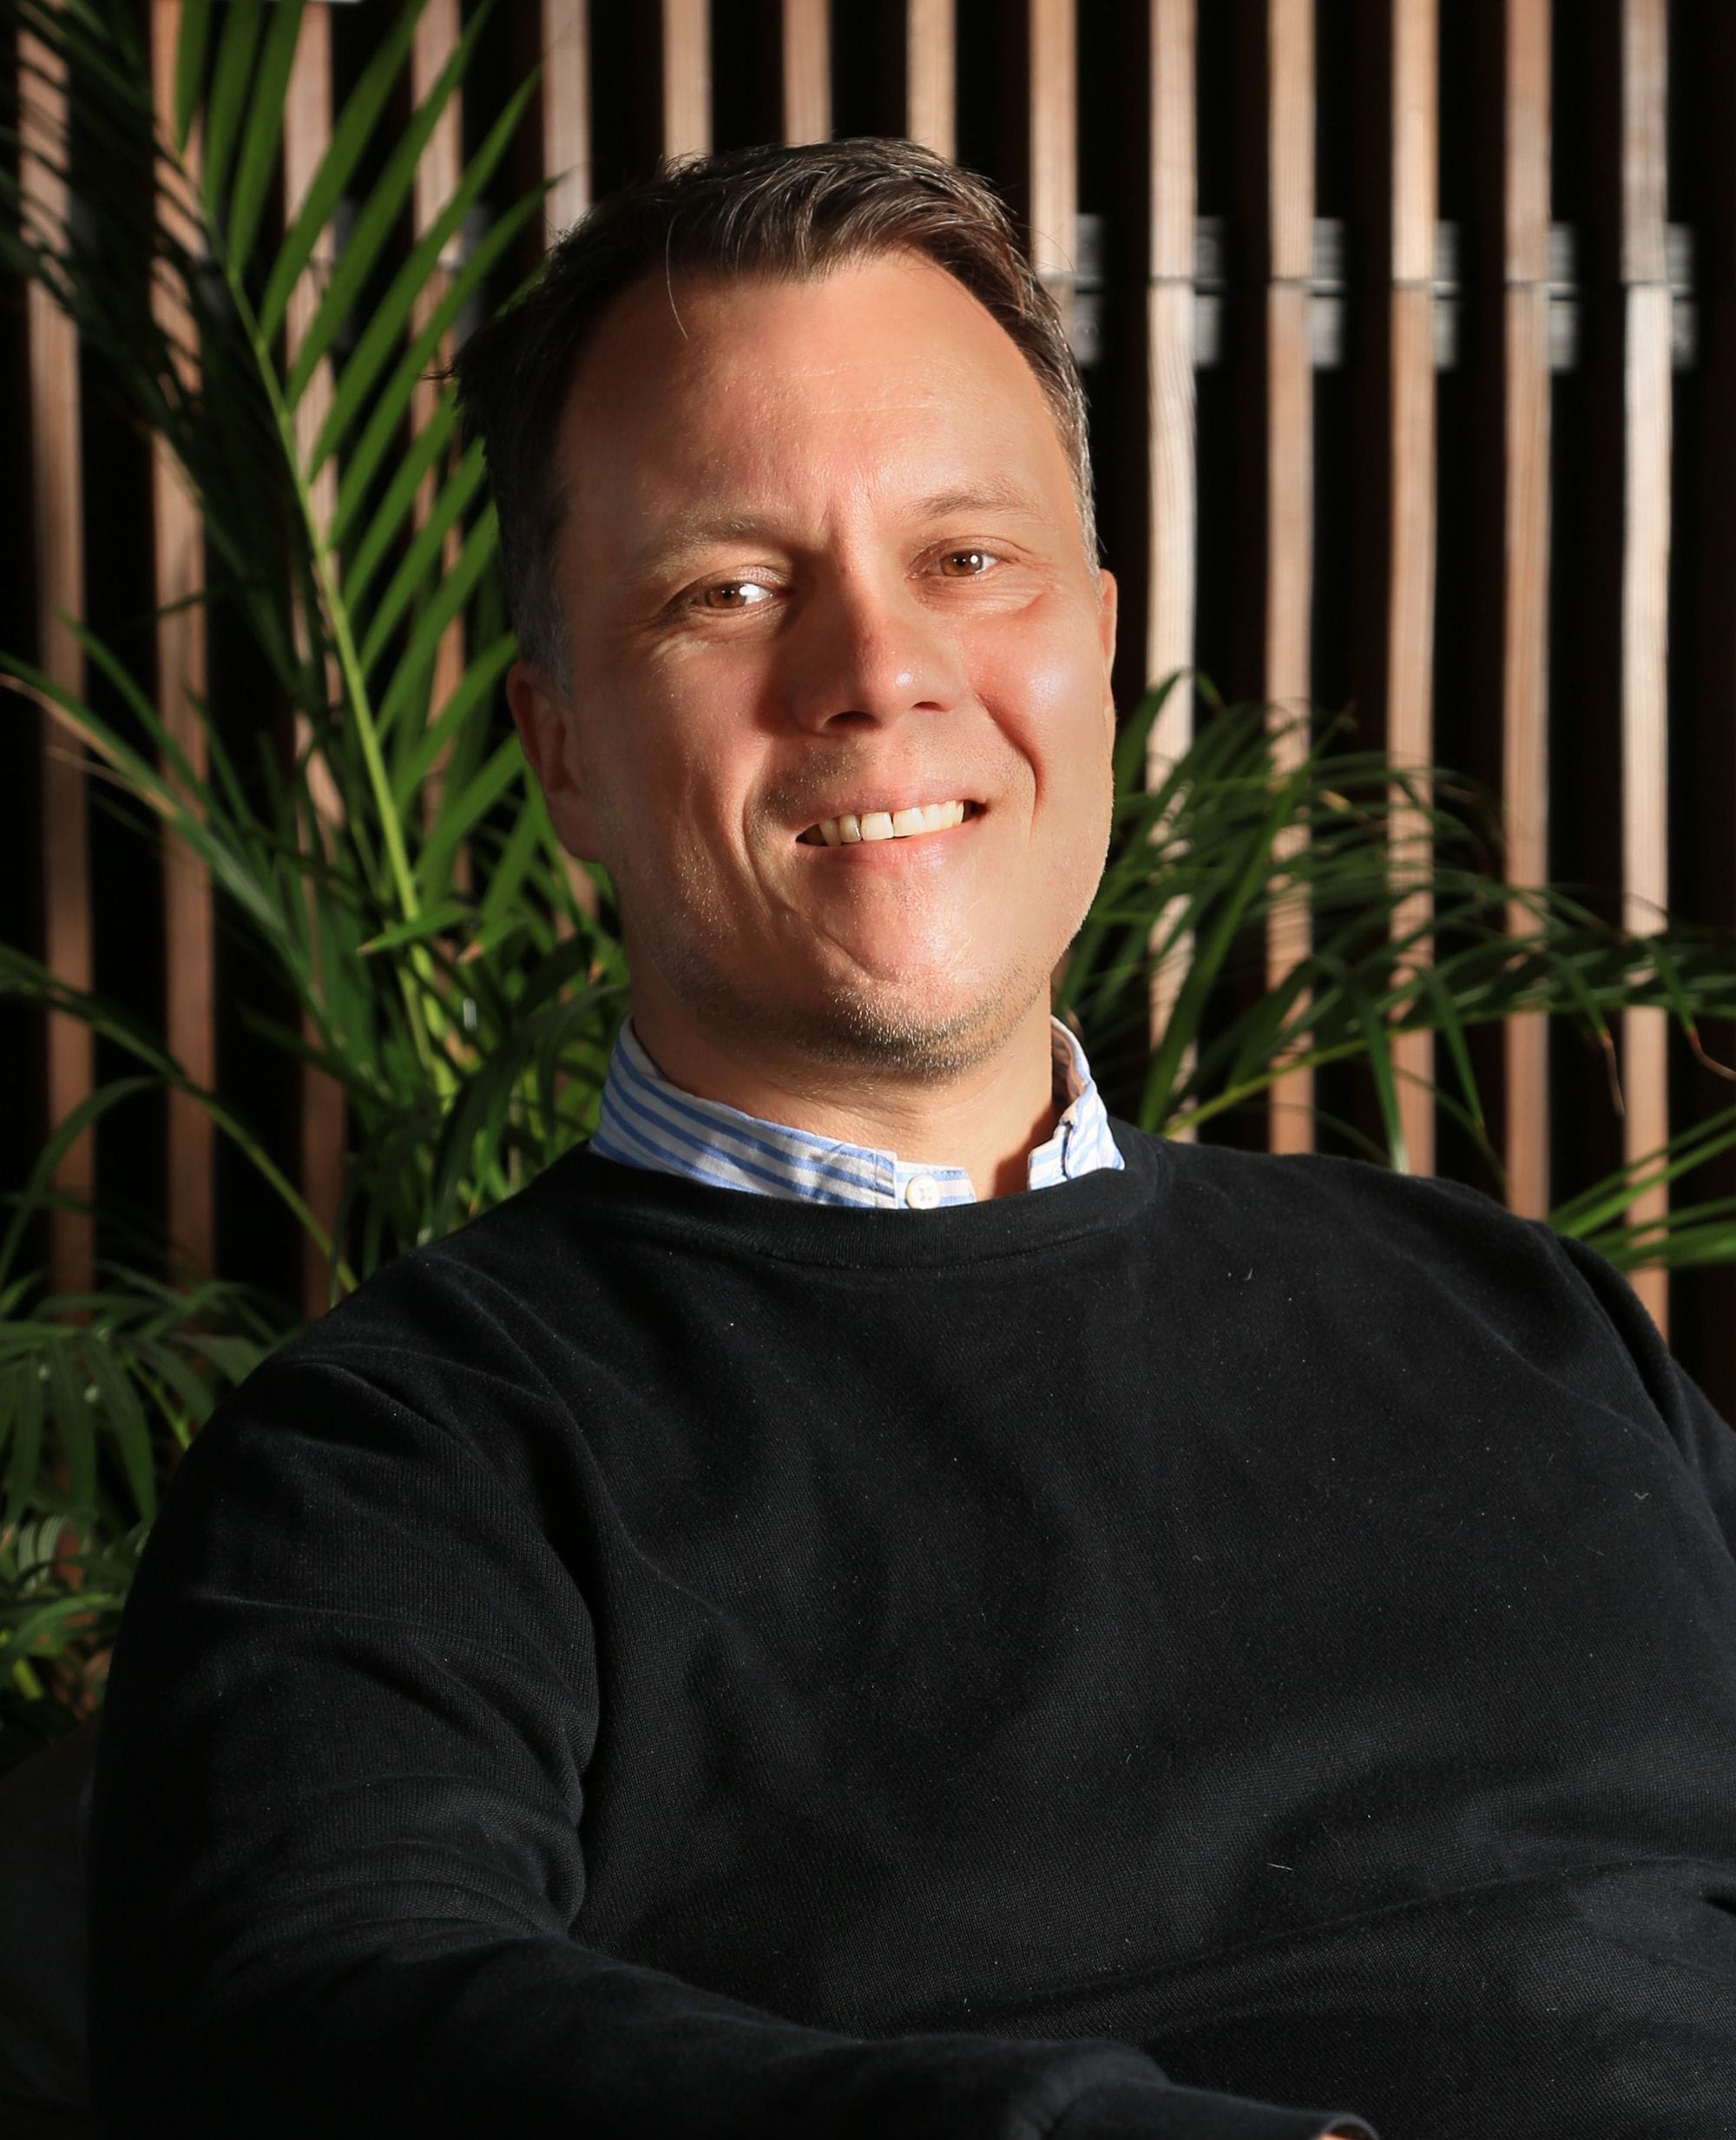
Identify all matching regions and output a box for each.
[517,251,1118,1083]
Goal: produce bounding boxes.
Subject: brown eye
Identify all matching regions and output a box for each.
[937,550,994,576]
[699,581,770,611]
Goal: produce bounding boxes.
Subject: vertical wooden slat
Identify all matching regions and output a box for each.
[1027,0,1078,339]
[1619,0,1672,1332]
[1264,0,1315,1154]
[542,0,590,240]
[780,0,830,146]
[1146,0,1198,1081]
[661,0,710,158]
[149,0,215,1277]
[20,14,93,1296]
[904,0,955,159]
[411,1,467,858]
[1499,0,1552,1218]
[1147,0,1198,734]
[1385,0,1438,1175]
[538,1,602,925]
[283,6,345,1318]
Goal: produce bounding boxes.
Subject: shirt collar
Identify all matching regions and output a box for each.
[590,1016,1123,1210]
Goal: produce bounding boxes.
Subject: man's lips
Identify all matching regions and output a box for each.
[795,800,983,846]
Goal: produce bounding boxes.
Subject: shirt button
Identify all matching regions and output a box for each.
[904,1174,942,1211]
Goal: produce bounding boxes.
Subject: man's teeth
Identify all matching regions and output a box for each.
[814,800,969,846]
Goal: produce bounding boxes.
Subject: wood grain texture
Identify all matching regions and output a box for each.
[1618,0,1671,1332]
[1622,282,1673,1331]
[661,0,711,158]
[411,0,468,861]
[1267,0,1313,281]
[1145,2,1198,1079]
[1384,1,1438,1178]
[1621,0,1668,287]
[1260,0,1317,1152]
[284,7,345,1318]
[1028,0,1077,336]
[21,17,93,1295]
[904,0,955,158]
[149,0,215,1276]
[1501,287,1552,1216]
[781,0,831,145]
[542,0,590,237]
[1503,0,1550,283]
[1498,0,1552,1219]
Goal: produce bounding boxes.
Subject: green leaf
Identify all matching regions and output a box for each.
[199,0,264,229]
[355,440,490,677]
[283,3,489,410]
[310,69,541,474]
[358,900,474,958]
[414,729,527,901]
[172,0,213,153]
[224,0,306,273]
[41,1343,97,1521]
[1,1367,45,1536]
[328,195,546,548]
[256,0,424,346]
[391,631,517,813]
[77,1335,158,1526]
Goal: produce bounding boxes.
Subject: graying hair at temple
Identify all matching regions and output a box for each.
[451,136,1099,683]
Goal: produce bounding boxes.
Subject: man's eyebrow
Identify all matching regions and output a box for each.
[911,480,1050,521]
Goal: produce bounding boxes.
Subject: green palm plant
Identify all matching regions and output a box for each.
[3,0,1736,1768]
[1057,680,1736,1271]
[0,0,625,1758]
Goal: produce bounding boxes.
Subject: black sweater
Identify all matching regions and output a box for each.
[89,1126,1736,2138]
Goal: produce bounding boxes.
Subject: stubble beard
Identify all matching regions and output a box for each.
[625,836,1104,1087]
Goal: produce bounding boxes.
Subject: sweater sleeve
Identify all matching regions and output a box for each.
[1550,1232,1736,1564]
[87,1355,1372,2140]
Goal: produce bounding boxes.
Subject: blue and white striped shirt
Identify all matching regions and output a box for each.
[591,1016,1124,1210]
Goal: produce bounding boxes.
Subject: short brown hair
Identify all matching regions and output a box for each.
[452,137,1095,679]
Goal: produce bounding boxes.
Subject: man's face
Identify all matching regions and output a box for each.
[510,250,1118,1079]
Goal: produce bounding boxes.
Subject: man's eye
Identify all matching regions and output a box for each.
[696,581,772,611]
[936,550,996,577]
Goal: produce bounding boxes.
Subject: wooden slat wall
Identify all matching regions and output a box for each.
[781,0,831,147]
[411,1,468,866]
[148,0,215,1280]
[20,13,92,1298]
[1499,0,1553,1221]
[1263,0,1316,1155]
[283,7,345,1318]
[542,0,591,237]
[1027,0,1078,340]
[1384,0,1438,1176]
[14,2,1727,1368]
[1145,0,1198,1080]
[661,0,710,159]
[1617,0,1673,1333]
[904,0,955,159]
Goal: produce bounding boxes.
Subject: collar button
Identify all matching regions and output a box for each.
[904,1173,942,1211]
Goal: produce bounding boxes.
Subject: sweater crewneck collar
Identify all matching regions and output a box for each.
[539,1118,1164,1272]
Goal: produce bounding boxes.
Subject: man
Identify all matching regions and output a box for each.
[89,141,1736,2139]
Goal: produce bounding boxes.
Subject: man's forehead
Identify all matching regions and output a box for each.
[559,254,1052,447]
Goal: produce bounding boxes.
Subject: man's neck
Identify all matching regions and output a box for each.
[625,995,1061,1202]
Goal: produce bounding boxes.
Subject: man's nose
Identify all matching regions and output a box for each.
[780,573,967,734]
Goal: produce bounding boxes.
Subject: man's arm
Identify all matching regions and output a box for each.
[1551,1230,1736,1560]
[89,1354,1372,2140]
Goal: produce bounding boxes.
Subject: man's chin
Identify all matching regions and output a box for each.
[741,967,1048,1082]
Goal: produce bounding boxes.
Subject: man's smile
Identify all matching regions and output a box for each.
[796,799,980,846]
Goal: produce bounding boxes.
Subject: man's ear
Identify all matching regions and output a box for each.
[1095,568,1119,736]
[506,658,603,861]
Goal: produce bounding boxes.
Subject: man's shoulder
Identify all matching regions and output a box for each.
[246,1143,618,1399]
[1120,1120,1541,1246]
